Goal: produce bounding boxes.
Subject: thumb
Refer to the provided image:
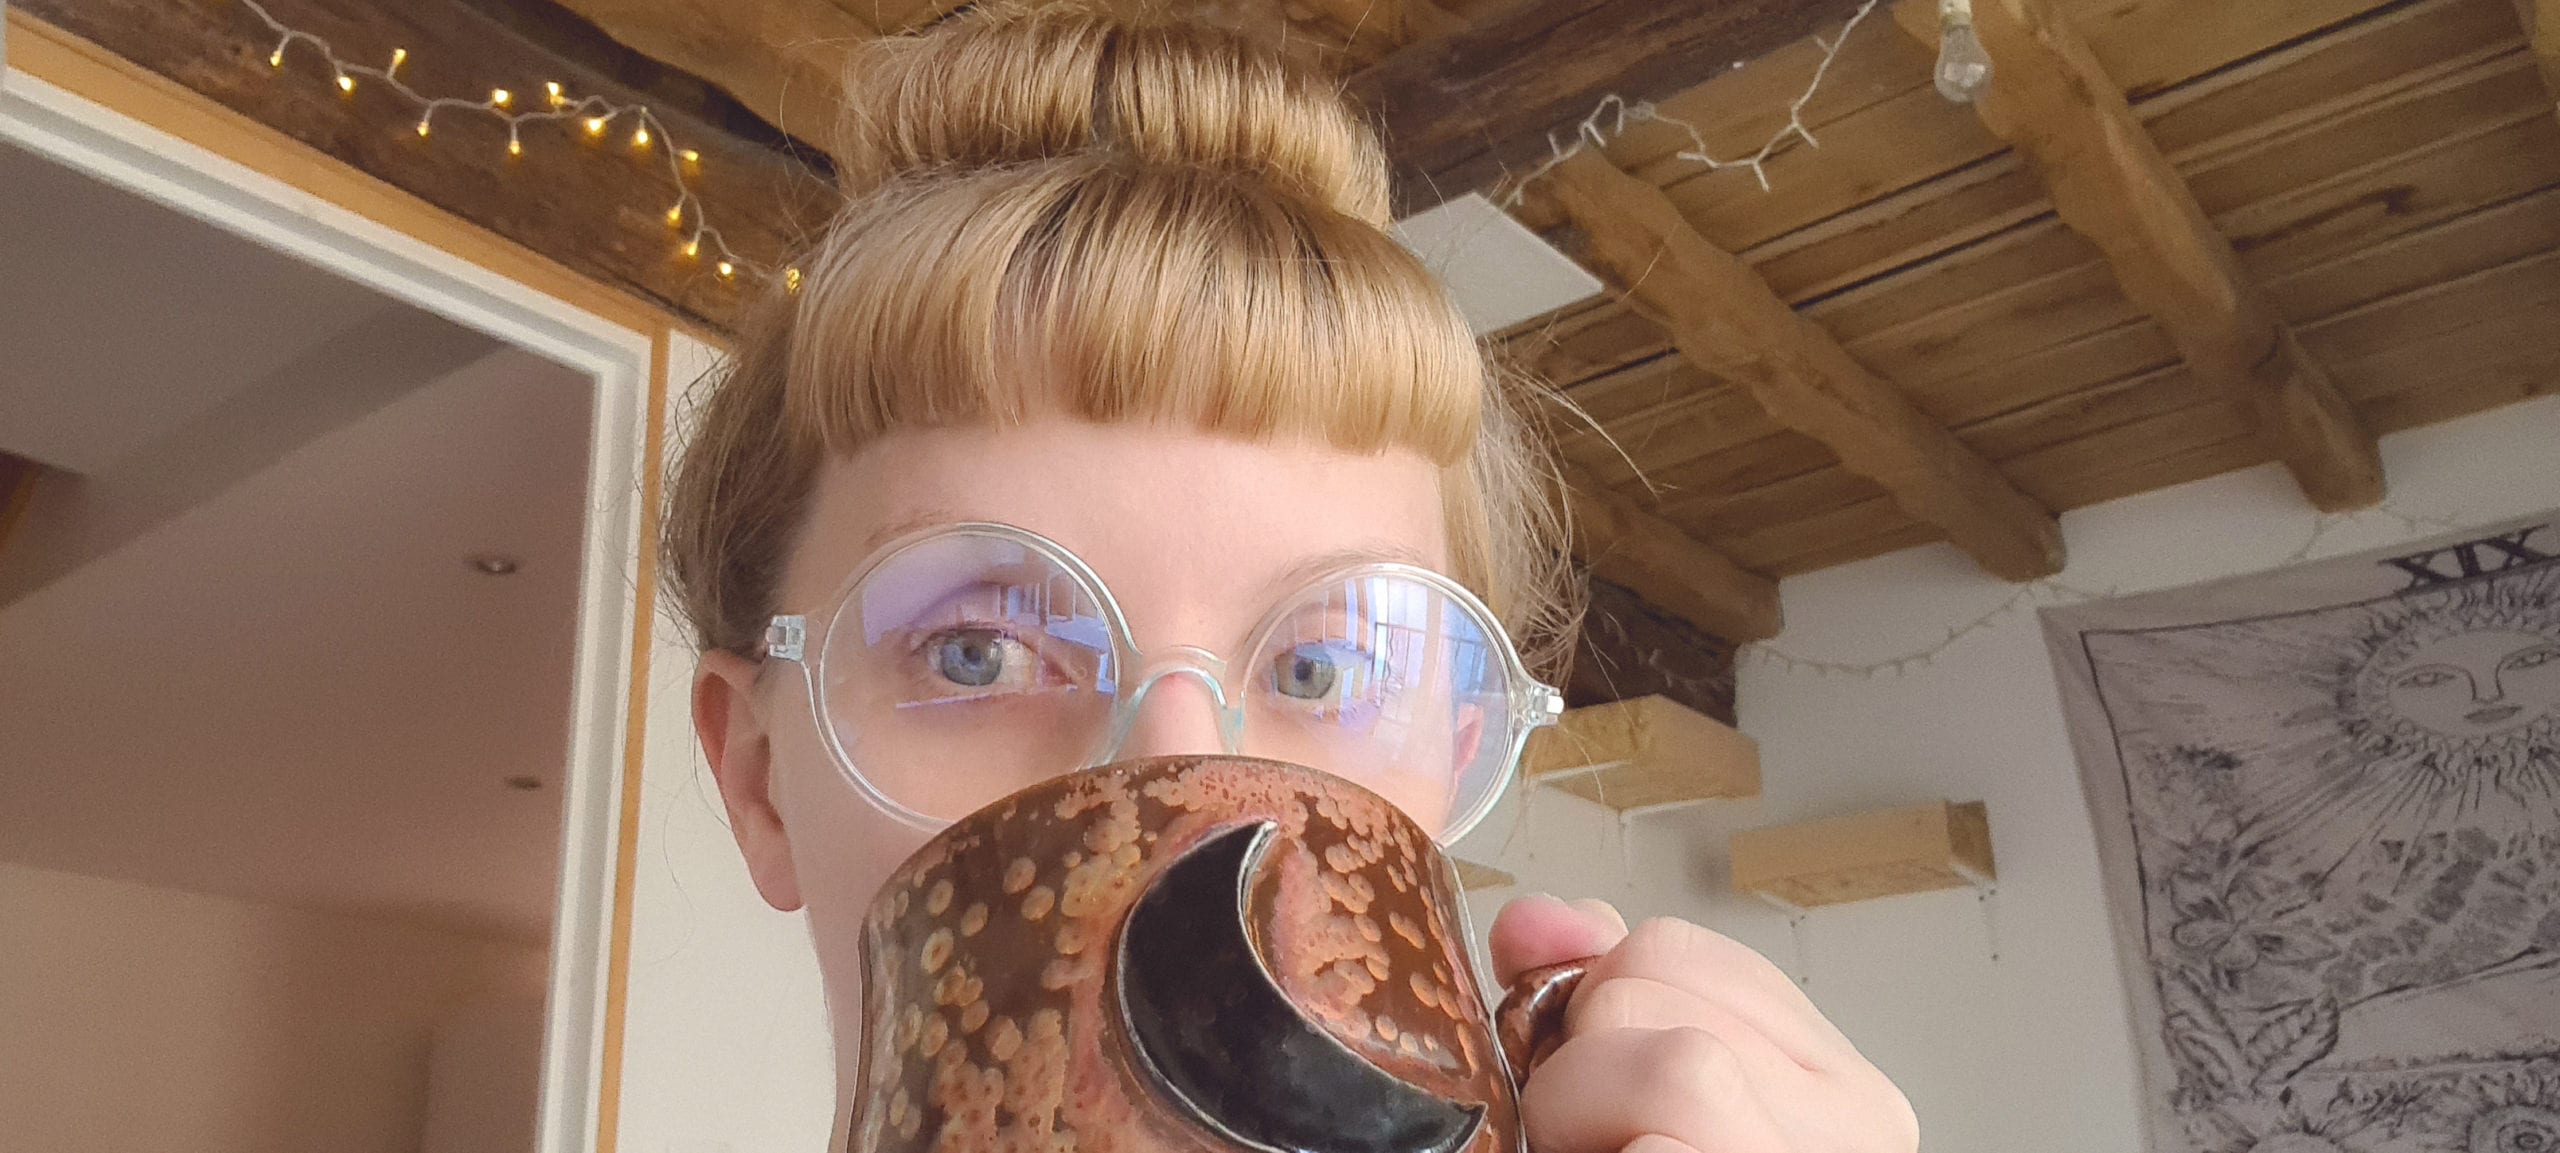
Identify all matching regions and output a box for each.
[1489,893,1628,986]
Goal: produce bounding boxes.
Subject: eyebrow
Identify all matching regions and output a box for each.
[837,515,1432,606]
[848,507,969,562]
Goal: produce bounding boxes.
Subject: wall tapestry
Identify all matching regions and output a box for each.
[2041,515,2560,1153]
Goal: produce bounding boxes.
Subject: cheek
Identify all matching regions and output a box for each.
[2515,664,2560,705]
[768,721,936,1000]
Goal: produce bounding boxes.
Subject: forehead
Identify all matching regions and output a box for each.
[784,419,1450,621]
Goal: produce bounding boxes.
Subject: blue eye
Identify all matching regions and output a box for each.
[928,627,1026,689]
[1275,642,1342,701]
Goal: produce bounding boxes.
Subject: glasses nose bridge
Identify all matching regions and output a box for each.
[1105,645,1244,758]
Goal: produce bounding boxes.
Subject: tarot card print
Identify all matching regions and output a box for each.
[2045,519,2560,1153]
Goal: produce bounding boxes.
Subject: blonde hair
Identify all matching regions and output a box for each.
[662,3,1578,677]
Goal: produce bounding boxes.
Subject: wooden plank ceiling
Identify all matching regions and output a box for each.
[1508,0,2560,578]
[30,0,2560,648]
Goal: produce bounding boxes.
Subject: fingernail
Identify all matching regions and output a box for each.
[1568,897,1629,934]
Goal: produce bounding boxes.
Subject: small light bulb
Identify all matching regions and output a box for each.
[507,135,523,157]
[269,47,285,68]
[665,203,684,227]
[632,124,651,147]
[716,260,735,278]
[680,149,700,164]
[1934,2,1994,104]
[682,237,700,258]
[490,88,511,107]
[545,81,565,107]
[785,267,802,292]
[415,117,432,137]
[585,116,608,136]
[389,47,407,75]
[336,73,355,93]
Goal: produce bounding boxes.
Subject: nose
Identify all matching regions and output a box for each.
[1113,667,1236,762]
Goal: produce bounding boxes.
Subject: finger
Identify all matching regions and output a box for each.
[1622,1135,1705,1153]
[1560,976,1786,1065]
[1490,893,1629,986]
[1589,918,1859,1072]
[1561,976,1806,1107]
[1569,897,1630,935]
[1565,974,1715,1034]
[1520,1026,1791,1153]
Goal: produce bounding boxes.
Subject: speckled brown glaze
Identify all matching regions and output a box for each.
[850,755,1576,1153]
[1494,962,1588,1080]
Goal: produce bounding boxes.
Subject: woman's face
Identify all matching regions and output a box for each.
[2383,628,2560,738]
[692,416,1451,1100]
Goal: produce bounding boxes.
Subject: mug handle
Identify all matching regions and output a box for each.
[1492,958,1597,1084]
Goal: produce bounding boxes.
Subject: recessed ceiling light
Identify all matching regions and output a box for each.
[468,554,521,576]
[503,775,543,792]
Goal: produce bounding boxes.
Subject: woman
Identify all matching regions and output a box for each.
[663,6,1918,1151]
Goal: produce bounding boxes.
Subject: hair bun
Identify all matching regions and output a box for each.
[831,4,1393,226]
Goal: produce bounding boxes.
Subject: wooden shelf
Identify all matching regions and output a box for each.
[1523,694,1761,810]
[1730,801,1995,910]
[1452,859,1516,890]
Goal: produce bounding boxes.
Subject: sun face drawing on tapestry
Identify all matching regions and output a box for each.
[2078,551,2560,1153]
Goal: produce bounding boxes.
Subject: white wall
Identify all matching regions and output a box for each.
[613,331,838,1153]
[611,326,2558,1153]
[0,861,548,1153]
[422,994,548,1153]
[1463,392,2560,1153]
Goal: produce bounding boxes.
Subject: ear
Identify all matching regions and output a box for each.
[695,649,805,912]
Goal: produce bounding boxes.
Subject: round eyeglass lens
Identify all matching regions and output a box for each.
[1239,571,1518,838]
[813,530,1119,822]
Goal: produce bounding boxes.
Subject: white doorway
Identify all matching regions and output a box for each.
[0,38,657,1153]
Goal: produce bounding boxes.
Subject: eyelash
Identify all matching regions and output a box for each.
[905,624,1053,694]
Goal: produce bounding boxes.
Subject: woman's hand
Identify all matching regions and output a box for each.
[1490,895,1919,1153]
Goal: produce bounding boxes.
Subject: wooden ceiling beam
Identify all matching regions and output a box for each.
[303,0,1883,216]
[1894,0,2385,512]
[545,0,873,147]
[19,0,837,333]
[1523,151,2067,581]
[1566,470,1785,643]
[1346,0,1875,213]
[1570,577,1740,723]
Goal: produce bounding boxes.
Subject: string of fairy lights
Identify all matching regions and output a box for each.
[233,0,2004,297]
[237,0,1940,296]
[1495,0,1996,207]
[1501,0,1884,204]
[235,0,804,292]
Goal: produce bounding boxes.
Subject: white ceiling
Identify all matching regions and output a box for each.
[0,142,397,474]
[0,142,591,945]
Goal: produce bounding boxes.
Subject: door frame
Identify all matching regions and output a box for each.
[2,15,673,1153]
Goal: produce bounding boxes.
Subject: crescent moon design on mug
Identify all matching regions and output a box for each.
[1115,821,1486,1153]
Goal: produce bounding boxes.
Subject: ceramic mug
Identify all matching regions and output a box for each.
[847,754,1590,1153]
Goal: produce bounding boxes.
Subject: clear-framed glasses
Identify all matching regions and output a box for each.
[761,522,1563,844]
